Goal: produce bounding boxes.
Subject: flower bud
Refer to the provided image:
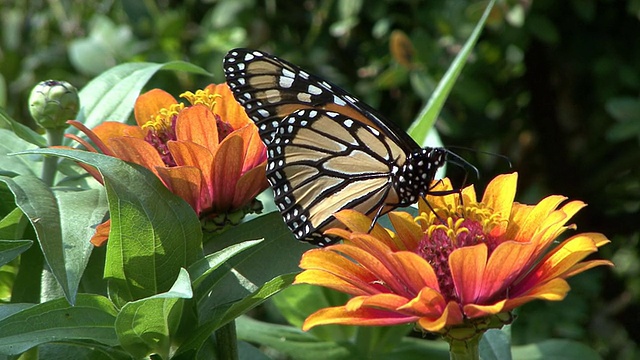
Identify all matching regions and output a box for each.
[29,80,79,129]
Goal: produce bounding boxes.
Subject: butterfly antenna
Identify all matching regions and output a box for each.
[446,145,513,169]
[444,149,480,180]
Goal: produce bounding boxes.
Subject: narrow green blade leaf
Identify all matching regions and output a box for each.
[408,0,496,143]
[512,339,601,360]
[0,175,105,304]
[0,294,118,355]
[0,107,46,148]
[0,240,32,268]
[115,268,193,359]
[15,148,204,308]
[0,207,30,240]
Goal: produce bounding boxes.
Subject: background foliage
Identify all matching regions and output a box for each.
[1,0,638,359]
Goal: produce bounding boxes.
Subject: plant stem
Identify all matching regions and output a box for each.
[215,320,238,360]
[41,127,65,186]
[447,332,481,360]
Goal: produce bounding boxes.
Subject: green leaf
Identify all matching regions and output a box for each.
[190,239,264,302]
[0,240,31,268]
[511,339,601,360]
[69,61,211,143]
[0,294,118,355]
[0,108,46,148]
[115,268,193,359]
[0,174,106,304]
[407,0,496,144]
[236,316,355,360]
[14,148,204,307]
[174,273,296,357]
[381,336,450,360]
[0,129,40,178]
[38,342,133,360]
[200,212,311,308]
[480,329,512,360]
[0,207,29,240]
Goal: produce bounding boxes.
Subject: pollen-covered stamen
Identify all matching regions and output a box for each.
[142,103,183,167]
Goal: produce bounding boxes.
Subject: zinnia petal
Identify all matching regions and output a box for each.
[134,89,178,127]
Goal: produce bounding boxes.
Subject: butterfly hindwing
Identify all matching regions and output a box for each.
[266,109,406,245]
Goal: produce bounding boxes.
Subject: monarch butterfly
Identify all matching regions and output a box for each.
[224,48,465,246]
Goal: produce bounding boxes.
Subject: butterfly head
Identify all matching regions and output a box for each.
[394,147,447,205]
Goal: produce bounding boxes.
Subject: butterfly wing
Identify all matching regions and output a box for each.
[267,109,406,246]
[223,48,419,150]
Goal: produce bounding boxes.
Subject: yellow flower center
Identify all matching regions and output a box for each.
[141,103,185,133]
[180,89,221,112]
[416,201,505,302]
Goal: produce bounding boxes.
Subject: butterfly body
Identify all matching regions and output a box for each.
[224,48,449,246]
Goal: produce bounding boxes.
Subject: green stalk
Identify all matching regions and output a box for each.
[215,320,238,360]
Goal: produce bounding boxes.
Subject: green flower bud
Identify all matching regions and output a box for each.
[29,80,79,129]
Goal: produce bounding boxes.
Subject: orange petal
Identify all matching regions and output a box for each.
[388,211,423,250]
[390,251,441,294]
[134,89,178,127]
[156,166,204,213]
[168,141,214,201]
[93,121,146,142]
[449,244,487,305]
[296,247,382,294]
[90,219,111,246]
[235,125,267,172]
[175,104,219,149]
[232,160,268,209]
[479,241,536,302]
[108,137,165,176]
[416,301,464,332]
[302,306,418,331]
[463,299,507,318]
[329,240,408,296]
[514,233,605,293]
[503,278,570,311]
[513,195,567,242]
[399,287,447,317]
[212,134,244,211]
[563,259,614,278]
[207,83,253,129]
[294,270,376,296]
[345,293,411,312]
[482,173,517,236]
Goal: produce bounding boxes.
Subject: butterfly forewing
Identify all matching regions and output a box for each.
[266,109,405,246]
[224,49,419,149]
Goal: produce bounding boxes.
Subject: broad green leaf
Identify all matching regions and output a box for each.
[511,339,601,360]
[0,175,106,304]
[382,336,450,360]
[15,148,203,308]
[0,129,40,178]
[0,107,46,148]
[174,273,296,357]
[70,61,211,142]
[0,294,118,355]
[39,343,133,360]
[115,268,193,359]
[480,329,512,360]
[408,0,496,144]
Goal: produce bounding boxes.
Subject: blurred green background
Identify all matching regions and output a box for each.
[1,0,638,358]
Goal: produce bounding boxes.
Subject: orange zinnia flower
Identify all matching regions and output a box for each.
[294,173,612,340]
[67,84,268,246]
